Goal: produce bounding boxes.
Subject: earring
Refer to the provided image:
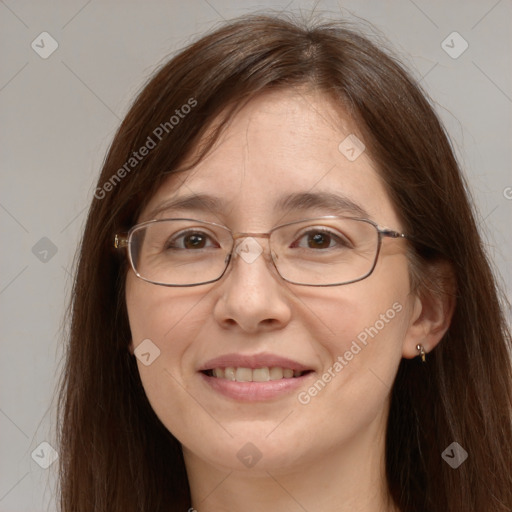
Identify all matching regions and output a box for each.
[416,344,426,363]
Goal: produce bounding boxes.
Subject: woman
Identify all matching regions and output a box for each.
[58,14,512,512]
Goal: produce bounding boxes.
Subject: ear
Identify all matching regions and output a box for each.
[402,261,456,359]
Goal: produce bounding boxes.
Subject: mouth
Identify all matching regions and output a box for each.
[198,353,315,401]
[201,367,312,381]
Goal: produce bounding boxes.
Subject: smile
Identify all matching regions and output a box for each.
[202,366,310,381]
[198,353,315,401]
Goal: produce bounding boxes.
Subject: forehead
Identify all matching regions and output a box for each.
[140,89,400,228]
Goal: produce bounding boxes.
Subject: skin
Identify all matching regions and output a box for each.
[126,89,452,512]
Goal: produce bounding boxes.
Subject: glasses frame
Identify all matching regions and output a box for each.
[114,216,409,287]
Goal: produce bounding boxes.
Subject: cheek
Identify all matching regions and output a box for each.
[125,275,194,382]
[307,257,409,352]
[125,277,215,439]
[319,291,407,361]
[289,303,408,460]
[126,274,206,350]
[295,261,411,421]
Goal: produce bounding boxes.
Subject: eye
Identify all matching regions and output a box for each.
[292,229,353,250]
[165,230,219,250]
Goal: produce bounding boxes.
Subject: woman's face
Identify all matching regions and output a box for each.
[126,89,419,474]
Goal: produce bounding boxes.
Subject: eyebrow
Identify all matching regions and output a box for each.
[146,191,370,221]
[275,191,369,219]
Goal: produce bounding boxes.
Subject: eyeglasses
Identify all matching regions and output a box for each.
[114,216,409,287]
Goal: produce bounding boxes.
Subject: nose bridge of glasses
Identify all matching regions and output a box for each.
[232,232,271,240]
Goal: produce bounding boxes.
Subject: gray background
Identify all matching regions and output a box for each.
[0,0,510,510]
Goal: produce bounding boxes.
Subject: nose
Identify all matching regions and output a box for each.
[212,236,292,333]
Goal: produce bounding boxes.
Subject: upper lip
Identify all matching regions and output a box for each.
[198,353,313,372]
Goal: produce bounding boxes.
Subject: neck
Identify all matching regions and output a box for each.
[183,410,398,512]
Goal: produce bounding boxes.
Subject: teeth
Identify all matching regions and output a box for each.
[224,367,236,381]
[208,366,305,382]
[269,367,283,380]
[253,367,270,382]
[283,368,294,378]
[235,367,252,382]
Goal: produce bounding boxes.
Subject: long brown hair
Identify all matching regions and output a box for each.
[58,14,512,511]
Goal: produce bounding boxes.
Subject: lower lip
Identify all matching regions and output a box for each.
[200,372,314,401]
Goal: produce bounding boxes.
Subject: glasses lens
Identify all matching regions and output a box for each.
[129,219,232,285]
[271,218,379,285]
